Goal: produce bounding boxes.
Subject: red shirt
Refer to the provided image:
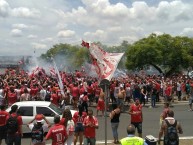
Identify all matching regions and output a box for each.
[0,110,9,126]
[165,86,172,96]
[6,113,23,134]
[95,87,101,97]
[7,92,17,106]
[155,83,161,91]
[83,116,98,138]
[30,87,39,96]
[73,112,87,124]
[71,87,79,98]
[59,118,66,126]
[130,104,142,123]
[46,124,68,145]
[51,93,59,106]
[87,86,93,95]
[79,86,85,95]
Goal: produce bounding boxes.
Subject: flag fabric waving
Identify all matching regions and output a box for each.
[82,40,124,81]
[52,59,65,95]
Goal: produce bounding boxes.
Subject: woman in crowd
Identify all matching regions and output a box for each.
[109,103,121,144]
[73,104,87,145]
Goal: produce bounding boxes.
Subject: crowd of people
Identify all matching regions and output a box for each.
[0,68,192,110]
[0,67,191,145]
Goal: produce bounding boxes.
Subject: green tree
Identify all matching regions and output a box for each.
[126,33,193,76]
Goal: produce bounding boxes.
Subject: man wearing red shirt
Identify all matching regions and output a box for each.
[128,98,143,137]
[46,115,68,145]
[87,84,94,106]
[0,105,9,145]
[30,84,39,101]
[6,105,23,145]
[50,90,60,107]
[7,87,17,107]
[71,83,80,109]
[83,109,98,145]
[165,83,172,105]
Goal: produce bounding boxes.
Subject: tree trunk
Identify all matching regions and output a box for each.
[149,63,163,74]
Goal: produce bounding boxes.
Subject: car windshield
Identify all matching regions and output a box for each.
[49,103,63,115]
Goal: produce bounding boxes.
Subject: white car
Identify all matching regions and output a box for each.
[6,101,76,133]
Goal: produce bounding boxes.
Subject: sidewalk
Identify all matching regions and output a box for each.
[95,138,193,144]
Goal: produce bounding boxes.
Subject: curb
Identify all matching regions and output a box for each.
[46,137,193,145]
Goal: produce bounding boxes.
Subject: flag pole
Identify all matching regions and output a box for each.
[100,79,110,145]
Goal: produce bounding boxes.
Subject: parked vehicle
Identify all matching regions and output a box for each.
[6,101,76,133]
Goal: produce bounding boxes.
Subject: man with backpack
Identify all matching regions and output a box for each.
[0,105,9,145]
[158,110,183,145]
[27,114,51,145]
[6,105,23,145]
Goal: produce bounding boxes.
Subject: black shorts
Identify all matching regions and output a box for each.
[0,125,7,140]
[131,122,142,134]
[75,123,84,132]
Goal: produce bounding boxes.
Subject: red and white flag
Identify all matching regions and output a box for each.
[82,40,124,80]
[49,67,56,77]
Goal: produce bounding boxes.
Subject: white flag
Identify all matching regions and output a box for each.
[82,41,124,81]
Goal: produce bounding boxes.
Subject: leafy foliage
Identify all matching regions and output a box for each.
[125,33,193,76]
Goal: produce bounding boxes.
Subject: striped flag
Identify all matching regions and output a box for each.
[52,59,64,95]
[82,41,124,81]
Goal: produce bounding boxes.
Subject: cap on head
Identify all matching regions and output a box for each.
[35,114,44,123]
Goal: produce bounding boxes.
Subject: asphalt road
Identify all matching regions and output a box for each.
[2,104,192,145]
[96,104,192,140]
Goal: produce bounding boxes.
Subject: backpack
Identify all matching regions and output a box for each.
[67,120,75,136]
[165,120,179,145]
[31,124,44,144]
[45,91,51,101]
[6,114,18,134]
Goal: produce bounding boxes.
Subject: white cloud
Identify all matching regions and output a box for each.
[56,23,68,29]
[41,37,53,42]
[57,30,75,38]
[0,0,10,17]
[1,0,193,56]
[12,23,28,29]
[31,42,47,49]
[10,29,23,37]
[11,7,41,18]
[181,28,193,37]
[27,35,37,39]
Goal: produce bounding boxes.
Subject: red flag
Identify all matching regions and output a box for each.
[81,40,90,48]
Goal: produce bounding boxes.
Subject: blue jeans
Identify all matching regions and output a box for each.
[84,137,96,145]
[7,134,21,145]
[111,122,119,140]
[151,95,156,107]
[117,98,124,111]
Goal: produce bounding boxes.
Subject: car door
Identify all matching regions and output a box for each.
[17,106,34,133]
[36,106,56,126]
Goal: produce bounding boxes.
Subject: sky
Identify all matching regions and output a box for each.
[0,0,193,56]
